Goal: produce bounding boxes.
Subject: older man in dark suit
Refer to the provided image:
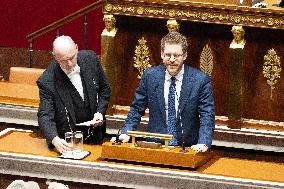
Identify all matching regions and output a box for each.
[37,35,110,154]
[114,32,215,152]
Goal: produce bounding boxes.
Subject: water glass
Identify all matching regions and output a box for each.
[63,132,74,156]
[73,131,84,152]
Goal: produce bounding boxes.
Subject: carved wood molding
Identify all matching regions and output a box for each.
[104,0,284,30]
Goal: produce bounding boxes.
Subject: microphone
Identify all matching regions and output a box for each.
[112,126,122,145]
[173,83,188,153]
[64,107,73,133]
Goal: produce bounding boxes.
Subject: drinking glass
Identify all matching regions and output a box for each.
[64,132,74,156]
[73,131,84,152]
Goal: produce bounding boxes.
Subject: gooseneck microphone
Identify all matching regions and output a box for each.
[113,127,122,145]
[173,83,188,153]
[65,107,73,133]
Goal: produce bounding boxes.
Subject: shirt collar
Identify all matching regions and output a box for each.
[165,64,184,82]
[65,64,80,78]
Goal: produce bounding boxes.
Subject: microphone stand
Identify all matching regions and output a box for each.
[179,118,188,153]
[112,127,122,145]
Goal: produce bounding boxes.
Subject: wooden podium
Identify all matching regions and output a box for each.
[101,131,213,168]
[101,142,212,168]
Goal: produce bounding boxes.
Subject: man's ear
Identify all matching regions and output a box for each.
[161,51,164,59]
[183,52,188,61]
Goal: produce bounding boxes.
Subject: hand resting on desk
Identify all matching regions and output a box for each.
[191,144,208,152]
[110,134,131,143]
[111,134,208,152]
[52,136,72,154]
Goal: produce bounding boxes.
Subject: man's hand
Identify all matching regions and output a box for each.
[191,144,208,152]
[110,134,130,143]
[92,112,104,127]
[51,136,72,154]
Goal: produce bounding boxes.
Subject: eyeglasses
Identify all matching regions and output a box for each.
[163,53,184,60]
[54,49,78,64]
[57,53,77,64]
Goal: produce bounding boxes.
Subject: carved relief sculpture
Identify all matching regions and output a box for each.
[102,14,117,37]
[230,26,246,49]
[133,37,151,79]
[200,44,214,76]
[166,19,180,33]
[263,48,281,98]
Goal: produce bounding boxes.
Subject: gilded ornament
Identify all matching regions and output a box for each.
[263,49,281,90]
[201,13,208,20]
[230,26,246,49]
[166,19,180,33]
[137,7,144,15]
[104,4,112,12]
[104,4,284,29]
[133,37,151,79]
[169,10,176,17]
[267,18,274,26]
[233,16,241,24]
[200,44,214,76]
[102,14,117,37]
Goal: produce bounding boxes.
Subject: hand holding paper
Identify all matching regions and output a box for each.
[76,112,104,127]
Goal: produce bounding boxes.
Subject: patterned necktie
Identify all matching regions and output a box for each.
[168,77,177,146]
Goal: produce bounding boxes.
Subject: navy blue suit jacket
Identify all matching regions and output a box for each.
[121,64,215,147]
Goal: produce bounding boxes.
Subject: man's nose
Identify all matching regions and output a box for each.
[169,55,176,62]
[67,60,73,66]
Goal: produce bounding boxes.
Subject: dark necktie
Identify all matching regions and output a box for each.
[168,77,177,146]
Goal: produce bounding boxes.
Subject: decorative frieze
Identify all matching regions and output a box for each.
[104,3,284,30]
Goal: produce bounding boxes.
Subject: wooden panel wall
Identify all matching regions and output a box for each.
[110,15,284,122]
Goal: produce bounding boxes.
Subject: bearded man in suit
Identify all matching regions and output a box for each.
[115,32,215,152]
[37,35,110,154]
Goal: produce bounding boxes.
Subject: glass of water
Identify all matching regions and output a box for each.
[64,132,74,156]
[73,131,84,152]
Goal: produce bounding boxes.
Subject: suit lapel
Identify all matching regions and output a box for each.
[54,64,76,126]
[155,66,166,122]
[78,57,96,115]
[177,66,194,118]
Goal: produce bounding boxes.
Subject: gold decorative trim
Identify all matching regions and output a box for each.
[200,44,214,76]
[263,48,281,90]
[133,37,151,79]
[104,3,284,30]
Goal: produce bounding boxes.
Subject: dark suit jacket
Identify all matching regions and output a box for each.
[37,50,110,147]
[121,64,215,147]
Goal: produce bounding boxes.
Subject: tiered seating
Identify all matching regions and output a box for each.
[0,67,44,107]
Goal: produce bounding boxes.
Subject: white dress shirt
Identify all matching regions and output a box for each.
[65,64,84,101]
[164,64,184,121]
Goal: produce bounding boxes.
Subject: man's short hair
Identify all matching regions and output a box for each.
[161,32,188,53]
